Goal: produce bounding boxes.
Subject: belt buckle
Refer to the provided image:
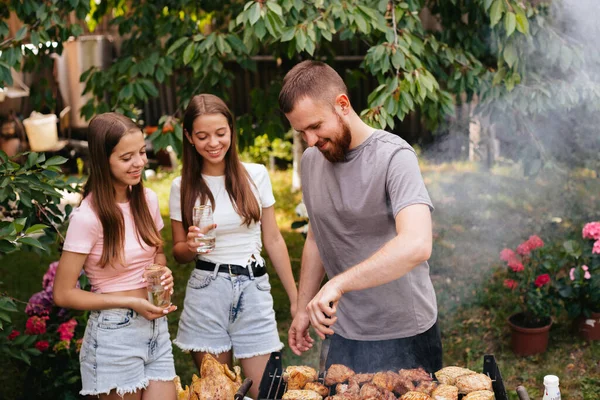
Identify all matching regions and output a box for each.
[228,264,238,277]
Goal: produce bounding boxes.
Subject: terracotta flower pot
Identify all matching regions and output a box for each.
[575,312,600,341]
[508,313,552,356]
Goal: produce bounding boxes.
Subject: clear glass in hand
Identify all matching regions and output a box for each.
[144,264,171,308]
[193,205,216,253]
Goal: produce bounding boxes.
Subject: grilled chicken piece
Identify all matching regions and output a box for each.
[400,368,433,382]
[463,390,495,400]
[415,380,438,395]
[283,366,318,390]
[399,391,433,400]
[372,371,401,392]
[282,389,323,400]
[325,364,355,386]
[348,373,374,387]
[455,374,493,394]
[431,384,459,400]
[189,354,242,400]
[304,382,330,397]
[395,369,418,395]
[336,382,360,395]
[435,367,476,385]
[325,394,361,400]
[360,382,396,400]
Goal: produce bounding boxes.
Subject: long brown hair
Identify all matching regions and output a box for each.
[181,94,261,230]
[83,112,162,267]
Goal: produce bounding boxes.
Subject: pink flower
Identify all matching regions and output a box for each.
[508,258,524,272]
[584,271,592,280]
[516,241,532,256]
[504,279,518,290]
[582,222,600,240]
[25,316,49,335]
[500,248,516,262]
[7,330,20,341]
[35,340,49,352]
[57,319,77,342]
[570,268,576,281]
[527,235,544,250]
[534,274,551,288]
[593,240,600,255]
[582,265,589,271]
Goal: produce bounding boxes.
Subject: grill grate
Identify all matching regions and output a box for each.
[258,352,509,400]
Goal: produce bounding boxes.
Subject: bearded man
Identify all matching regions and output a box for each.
[279,60,442,373]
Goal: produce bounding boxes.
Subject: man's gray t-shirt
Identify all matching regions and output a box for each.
[301,130,438,341]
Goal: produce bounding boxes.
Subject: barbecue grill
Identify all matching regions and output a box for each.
[258,352,509,400]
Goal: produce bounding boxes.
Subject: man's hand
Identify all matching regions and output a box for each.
[288,311,315,355]
[306,279,343,339]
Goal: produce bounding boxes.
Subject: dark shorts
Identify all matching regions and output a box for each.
[324,321,443,373]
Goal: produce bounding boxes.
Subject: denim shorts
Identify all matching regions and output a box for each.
[174,267,284,359]
[79,308,176,397]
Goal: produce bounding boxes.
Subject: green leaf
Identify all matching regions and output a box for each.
[266,1,283,16]
[43,156,68,167]
[118,84,133,100]
[281,27,296,42]
[14,27,28,42]
[515,13,529,34]
[503,43,518,67]
[183,43,195,65]
[18,236,45,250]
[490,0,504,27]
[167,37,188,55]
[249,2,261,25]
[391,50,405,70]
[504,12,516,37]
[139,80,159,97]
[25,224,48,235]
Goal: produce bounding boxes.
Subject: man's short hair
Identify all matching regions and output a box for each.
[279,60,348,113]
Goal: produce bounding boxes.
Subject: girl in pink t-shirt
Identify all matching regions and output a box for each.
[53,112,178,399]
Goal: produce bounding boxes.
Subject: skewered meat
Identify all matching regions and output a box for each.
[415,380,438,395]
[348,373,374,387]
[304,382,330,397]
[454,374,493,394]
[463,390,495,400]
[325,364,356,386]
[283,366,318,390]
[188,354,242,400]
[431,384,458,400]
[372,371,401,392]
[399,391,433,400]
[435,367,476,385]
[282,389,323,400]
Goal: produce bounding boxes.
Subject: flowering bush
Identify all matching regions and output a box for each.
[14,261,89,399]
[557,222,600,318]
[499,235,561,327]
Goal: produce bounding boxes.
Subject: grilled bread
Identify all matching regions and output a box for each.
[282,389,323,400]
[463,390,495,400]
[283,366,318,390]
[431,384,459,400]
[435,367,476,385]
[399,391,434,400]
[455,374,493,394]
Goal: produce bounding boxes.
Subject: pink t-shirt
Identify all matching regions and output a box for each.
[62,188,164,293]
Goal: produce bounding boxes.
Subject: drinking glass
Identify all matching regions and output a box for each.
[193,205,216,253]
[144,264,171,308]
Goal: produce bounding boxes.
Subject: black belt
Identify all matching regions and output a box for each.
[195,259,266,277]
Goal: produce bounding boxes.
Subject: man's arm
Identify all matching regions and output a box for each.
[288,225,327,355]
[306,203,432,338]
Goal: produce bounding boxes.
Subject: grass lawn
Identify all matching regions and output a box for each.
[1,164,599,399]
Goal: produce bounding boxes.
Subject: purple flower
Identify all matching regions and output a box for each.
[42,261,59,291]
[25,289,53,316]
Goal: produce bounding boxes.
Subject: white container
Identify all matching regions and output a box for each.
[23,112,58,152]
[542,375,561,400]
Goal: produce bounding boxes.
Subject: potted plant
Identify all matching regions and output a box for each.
[499,235,560,356]
[557,222,600,341]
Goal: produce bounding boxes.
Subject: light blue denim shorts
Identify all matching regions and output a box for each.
[174,268,284,359]
[79,308,176,397]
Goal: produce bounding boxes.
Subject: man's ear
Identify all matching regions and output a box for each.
[335,94,351,114]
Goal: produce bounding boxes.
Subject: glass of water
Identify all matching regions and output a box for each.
[144,264,171,308]
[193,205,216,253]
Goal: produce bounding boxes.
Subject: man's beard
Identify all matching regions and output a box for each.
[317,114,352,163]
